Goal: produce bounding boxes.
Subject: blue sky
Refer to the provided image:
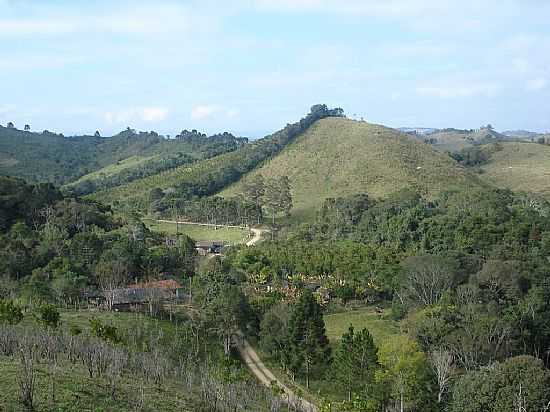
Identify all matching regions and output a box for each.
[1,0,549,137]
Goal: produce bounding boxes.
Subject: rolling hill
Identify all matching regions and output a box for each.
[411,126,511,153]
[477,141,550,197]
[0,125,246,186]
[221,117,484,221]
[88,105,344,210]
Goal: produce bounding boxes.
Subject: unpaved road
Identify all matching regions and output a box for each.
[246,227,268,246]
[234,332,318,412]
[155,219,313,411]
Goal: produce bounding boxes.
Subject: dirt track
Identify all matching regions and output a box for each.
[233,332,318,412]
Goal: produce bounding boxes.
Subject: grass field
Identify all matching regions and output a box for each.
[144,219,251,244]
[324,306,401,346]
[67,155,155,186]
[479,142,550,198]
[221,118,481,221]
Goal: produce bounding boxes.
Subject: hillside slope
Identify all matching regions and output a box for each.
[478,142,550,197]
[0,126,245,186]
[221,118,483,221]
[89,105,344,210]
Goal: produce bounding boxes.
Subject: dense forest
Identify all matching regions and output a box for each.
[223,186,550,411]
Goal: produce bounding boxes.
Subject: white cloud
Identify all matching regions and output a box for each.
[0,4,212,37]
[526,77,548,91]
[416,83,501,98]
[191,105,239,121]
[104,107,169,124]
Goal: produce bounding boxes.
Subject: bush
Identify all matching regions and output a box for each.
[0,300,23,325]
[90,318,122,344]
[35,304,60,329]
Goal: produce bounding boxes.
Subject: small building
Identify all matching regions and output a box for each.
[195,240,224,255]
[109,279,186,311]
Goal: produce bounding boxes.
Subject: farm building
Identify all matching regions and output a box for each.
[195,240,224,255]
[107,279,186,311]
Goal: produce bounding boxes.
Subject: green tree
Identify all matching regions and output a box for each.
[0,299,23,325]
[450,355,550,412]
[263,176,293,223]
[259,303,290,366]
[375,336,436,412]
[36,304,60,329]
[287,289,331,388]
[242,174,265,224]
[334,325,379,401]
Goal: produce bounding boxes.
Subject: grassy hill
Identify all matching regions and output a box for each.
[221,117,482,221]
[89,105,344,210]
[478,141,550,197]
[412,126,512,152]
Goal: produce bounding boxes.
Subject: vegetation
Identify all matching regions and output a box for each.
[0,125,246,187]
[144,219,251,244]
[222,117,483,221]
[90,105,344,211]
[475,141,550,198]
[3,105,550,411]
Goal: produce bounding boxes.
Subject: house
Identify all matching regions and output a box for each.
[195,240,224,255]
[109,279,186,310]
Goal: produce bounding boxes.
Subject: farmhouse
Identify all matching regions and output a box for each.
[109,279,185,311]
[195,240,224,255]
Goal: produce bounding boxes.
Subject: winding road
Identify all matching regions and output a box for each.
[154,219,316,411]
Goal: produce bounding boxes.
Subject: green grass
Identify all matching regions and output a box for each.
[221,118,481,221]
[324,306,401,346]
[0,356,194,412]
[144,219,251,244]
[68,155,155,185]
[2,310,196,411]
[479,142,550,198]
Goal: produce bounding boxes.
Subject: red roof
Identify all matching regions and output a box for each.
[128,279,182,290]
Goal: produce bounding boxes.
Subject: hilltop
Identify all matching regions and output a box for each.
[88,105,344,210]
[407,126,511,152]
[221,117,483,221]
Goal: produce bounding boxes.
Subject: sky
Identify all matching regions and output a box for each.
[0,0,549,137]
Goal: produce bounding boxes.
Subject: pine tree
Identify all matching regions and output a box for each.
[287,289,331,388]
[334,325,379,401]
[242,175,265,224]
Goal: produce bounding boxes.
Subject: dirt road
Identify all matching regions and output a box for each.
[234,332,318,412]
[246,227,268,246]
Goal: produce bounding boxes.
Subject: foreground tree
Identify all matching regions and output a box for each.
[450,355,550,412]
[333,325,379,401]
[287,289,331,388]
[375,336,436,412]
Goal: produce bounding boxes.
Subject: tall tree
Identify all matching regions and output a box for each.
[287,289,331,388]
[263,176,293,236]
[242,175,265,224]
[333,325,379,401]
[375,336,436,412]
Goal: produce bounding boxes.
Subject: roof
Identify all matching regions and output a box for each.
[127,279,182,290]
[110,287,174,305]
[195,241,224,248]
